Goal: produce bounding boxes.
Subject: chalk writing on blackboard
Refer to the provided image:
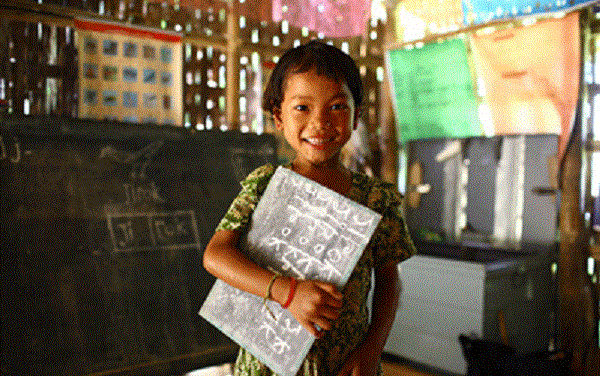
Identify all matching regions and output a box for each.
[1,118,279,375]
[99,139,164,179]
[199,167,382,376]
[0,135,23,163]
[106,209,201,253]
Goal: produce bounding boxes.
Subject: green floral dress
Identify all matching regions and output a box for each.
[215,164,416,376]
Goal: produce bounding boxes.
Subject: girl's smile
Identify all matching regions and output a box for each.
[273,69,358,171]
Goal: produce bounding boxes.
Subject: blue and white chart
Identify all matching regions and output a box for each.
[199,166,382,376]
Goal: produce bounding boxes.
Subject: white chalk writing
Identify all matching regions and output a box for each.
[200,167,382,376]
[106,209,201,253]
[0,135,22,163]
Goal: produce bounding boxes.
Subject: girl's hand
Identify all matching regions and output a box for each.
[285,280,343,338]
[336,342,380,376]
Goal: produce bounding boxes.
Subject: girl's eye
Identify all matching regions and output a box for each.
[294,105,308,111]
[332,103,348,110]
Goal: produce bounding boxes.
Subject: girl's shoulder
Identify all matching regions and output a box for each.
[351,172,403,214]
[240,164,277,191]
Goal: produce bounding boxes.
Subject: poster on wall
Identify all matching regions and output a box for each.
[272,0,371,38]
[393,0,464,42]
[463,0,596,25]
[386,38,483,143]
[75,19,183,126]
[470,12,580,157]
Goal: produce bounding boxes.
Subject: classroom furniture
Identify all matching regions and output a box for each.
[384,242,555,375]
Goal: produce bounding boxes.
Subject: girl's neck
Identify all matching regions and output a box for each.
[290,160,352,196]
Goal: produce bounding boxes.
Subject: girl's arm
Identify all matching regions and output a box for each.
[203,229,344,338]
[337,260,400,376]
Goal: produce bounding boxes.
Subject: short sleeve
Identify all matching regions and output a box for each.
[367,182,417,268]
[215,164,276,232]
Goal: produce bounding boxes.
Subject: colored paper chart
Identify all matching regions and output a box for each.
[386,38,482,143]
[470,12,580,157]
[463,0,597,25]
[272,0,371,38]
[393,0,464,42]
[75,19,182,126]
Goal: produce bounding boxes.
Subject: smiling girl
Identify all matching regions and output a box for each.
[203,40,416,376]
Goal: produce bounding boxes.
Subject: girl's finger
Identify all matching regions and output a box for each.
[312,315,334,331]
[314,281,343,301]
[318,305,341,321]
[302,321,324,338]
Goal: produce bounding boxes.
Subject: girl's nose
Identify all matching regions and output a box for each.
[309,111,332,129]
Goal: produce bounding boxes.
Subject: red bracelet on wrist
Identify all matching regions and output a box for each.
[281,277,297,309]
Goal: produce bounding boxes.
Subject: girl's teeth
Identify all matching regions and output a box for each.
[306,138,330,145]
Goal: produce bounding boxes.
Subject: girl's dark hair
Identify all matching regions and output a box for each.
[262,40,363,115]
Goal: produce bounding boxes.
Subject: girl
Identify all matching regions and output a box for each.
[203,40,416,376]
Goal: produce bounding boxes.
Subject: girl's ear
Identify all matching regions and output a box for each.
[273,108,283,130]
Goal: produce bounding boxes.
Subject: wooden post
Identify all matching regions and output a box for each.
[558,10,598,375]
[226,2,240,130]
[558,123,596,375]
[380,4,399,184]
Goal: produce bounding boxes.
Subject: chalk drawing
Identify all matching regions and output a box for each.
[0,135,22,163]
[106,209,201,253]
[99,139,164,180]
[199,167,382,376]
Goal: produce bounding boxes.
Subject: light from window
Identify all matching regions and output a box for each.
[594,94,600,140]
[240,69,246,91]
[592,152,600,197]
[239,96,246,113]
[184,112,191,127]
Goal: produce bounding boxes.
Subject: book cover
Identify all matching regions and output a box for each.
[199,166,382,376]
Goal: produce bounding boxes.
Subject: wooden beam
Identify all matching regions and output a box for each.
[0,6,74,28]
[557,11,596,376]
[182,34,227,51]
[225,3,240,130]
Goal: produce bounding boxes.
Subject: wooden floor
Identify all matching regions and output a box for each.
[185,358,442,376]
[381,358,438,376]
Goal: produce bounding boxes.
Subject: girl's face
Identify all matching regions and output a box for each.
[273,69,358,170]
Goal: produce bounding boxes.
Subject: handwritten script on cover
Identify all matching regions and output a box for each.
[199,167,382,376]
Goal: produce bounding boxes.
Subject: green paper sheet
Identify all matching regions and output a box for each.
[386,39,482,143]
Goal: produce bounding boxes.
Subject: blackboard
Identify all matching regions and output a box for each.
[200,167,382,376]
[0,116,278,375]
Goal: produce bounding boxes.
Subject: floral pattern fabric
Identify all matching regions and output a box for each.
[215,164,416,376]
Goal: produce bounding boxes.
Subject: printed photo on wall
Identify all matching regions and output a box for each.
[123,115,138,123]
[143,69,156,84]
[103,66,118,81]
[84,37,97,54]
[103,40,118,56]
[160,47,172,63]
[123,67,138,83]
[123,91,138,108]
[143,45,156,59]
[83,63,98,79]
[103,90,118,106]
[143,92,158,108]
[161,72,173,86]
[83,90,98,105]
[123,42,138,58]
